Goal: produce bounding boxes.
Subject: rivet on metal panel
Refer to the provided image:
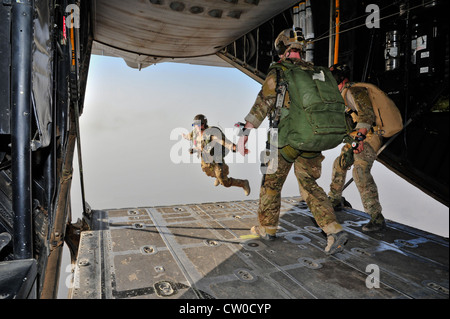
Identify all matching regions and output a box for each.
[128,210,139,215]
[78,258,90,267]
[133,223,144,229]
[234,268,257,283]
[140,245,156,255]
[155,266,165,273]
[394,239,418,248]
[154,281,177,297]
[298,257,322,270]
[423,281,449,295]
[204,239,220,247]
[351,247,373,257]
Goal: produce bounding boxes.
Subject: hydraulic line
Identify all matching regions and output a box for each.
[334,0,340,64]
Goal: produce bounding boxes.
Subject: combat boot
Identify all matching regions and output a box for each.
[324,231,348,255]
[328,196,352,211]
[362,219,386,232]
[329,197,343,211]
[250,225,276,241]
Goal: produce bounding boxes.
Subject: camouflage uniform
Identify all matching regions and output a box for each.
[244,58,343,236]
[328,84,384,225]
[186,126,249,192]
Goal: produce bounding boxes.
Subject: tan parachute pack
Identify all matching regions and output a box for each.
[343,82,403,137]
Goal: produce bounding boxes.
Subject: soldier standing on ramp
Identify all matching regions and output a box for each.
[183,114,251,196]
[328,63,402,232]
[237,28,348,255]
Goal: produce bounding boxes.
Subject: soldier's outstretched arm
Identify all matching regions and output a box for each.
[238,70,277,156]
[182,130,193,141]
[237,121,254,156]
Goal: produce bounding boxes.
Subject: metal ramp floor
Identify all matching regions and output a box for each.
[70,197,449,299]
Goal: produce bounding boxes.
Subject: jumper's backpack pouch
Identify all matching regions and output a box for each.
[344,83,403,138]
[272,62,348,157]
[201,126,230,164]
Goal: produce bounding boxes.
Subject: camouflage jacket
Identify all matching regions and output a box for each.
[244,58,315,128]
[186,126,235,161]
[342,82,376,132]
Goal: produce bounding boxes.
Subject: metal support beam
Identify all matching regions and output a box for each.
[216,51,266,84]
[328,0,334,66]
[11,0,34,260]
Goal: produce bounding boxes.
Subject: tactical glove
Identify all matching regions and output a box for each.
[353,128,367,154]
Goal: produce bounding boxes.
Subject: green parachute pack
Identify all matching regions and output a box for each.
[270,61,348,162]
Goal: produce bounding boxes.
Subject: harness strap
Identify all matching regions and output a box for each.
[271,68,288,129]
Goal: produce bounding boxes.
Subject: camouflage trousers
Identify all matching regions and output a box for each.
[329,134,384,223]
[258,151,341,235]
[201,161,247,189]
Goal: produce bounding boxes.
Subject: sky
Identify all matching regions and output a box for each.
[58,54,448,297]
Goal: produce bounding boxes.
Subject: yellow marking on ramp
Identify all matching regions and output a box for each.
[239,234,260,239]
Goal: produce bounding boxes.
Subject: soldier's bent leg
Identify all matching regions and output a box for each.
[215,164,250,195]
[214,163,230,186]
[295,154,347,254]
[201,162,216,178]
[229,178,251,195]
[353,142,384,224]
[257,152,292,234]
[328,144,352,206]
[294,154,342,233]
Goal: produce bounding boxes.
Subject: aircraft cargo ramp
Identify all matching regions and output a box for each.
[70,197,448,300]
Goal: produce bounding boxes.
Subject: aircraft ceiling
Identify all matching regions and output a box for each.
[92,0,299,68]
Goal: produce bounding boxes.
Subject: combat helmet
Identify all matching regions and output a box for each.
[274,27,306,56]
[193,114,208,128]
[329,63,350,85]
